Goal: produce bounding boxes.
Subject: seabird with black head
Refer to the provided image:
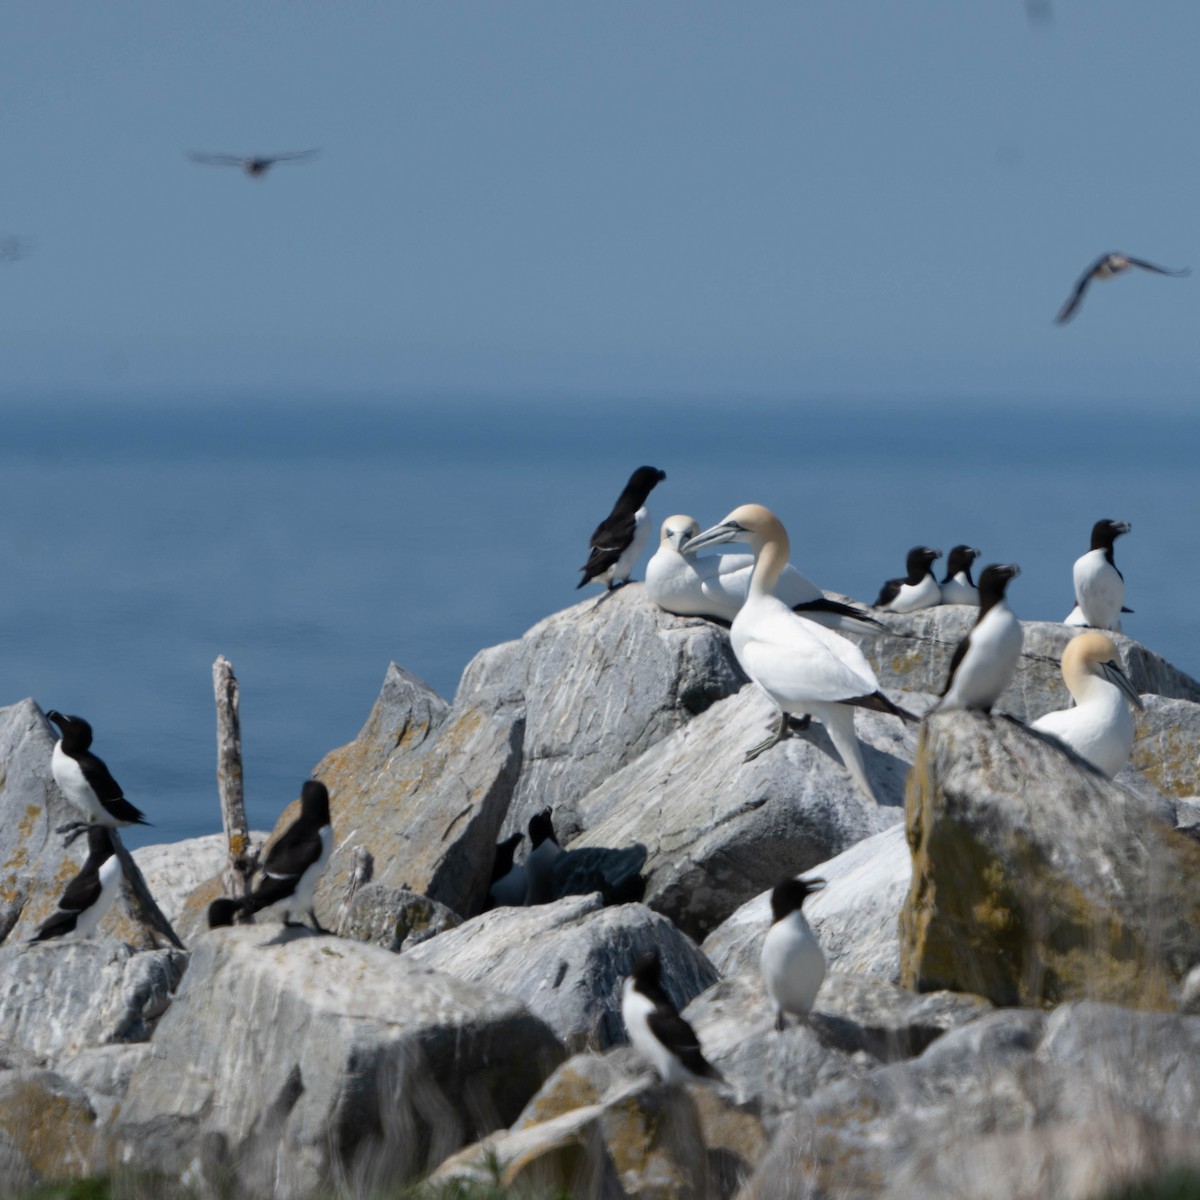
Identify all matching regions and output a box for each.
[875,546,943,613]
[940,545,981,606]
[935,564,1023,714]
[577,466,667,590]
[761,876,827,1031]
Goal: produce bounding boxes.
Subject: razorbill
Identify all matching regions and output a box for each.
[187,149,320,177]
[621,949,722,1085]
[46,711,150,841]
[934,564,1023,714]
[685,505,916,801]
[245,780,333,930]
[577,466,666,590]
[524,807,563,905]
[486,833,526,910]
[760,876,826,1031]
[645,515,884,635]
[874,547,943,613]
[939,545,981,606]
[1055,253,1190,325]
[29,827,122,942]
[1030,632,1143,778]
[1068,519,1132,632]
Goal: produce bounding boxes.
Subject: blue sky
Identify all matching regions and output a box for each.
[2,2,1198,402]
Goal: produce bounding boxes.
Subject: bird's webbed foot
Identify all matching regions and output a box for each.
[744,712,789,762]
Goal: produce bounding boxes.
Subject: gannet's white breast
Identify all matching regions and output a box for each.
[1073,550,1124,631]
[1032,691,1133,779]
[71,854,122,940]
[940,573,980,606]
[881,574,942,613]
[760,910,826,1022]
[938,603,1023,712]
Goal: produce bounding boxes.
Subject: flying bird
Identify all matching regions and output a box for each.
[1055,253,1189,325]
[47,711,150,843]
[760,876,826,1031]
[875,547,943,613]
[187,149,320,177]
[1030,632,1142,779]
[29,828,122,943]
[1067,519,1132,632]
[621,949,722,1085]
[577,466,667,590]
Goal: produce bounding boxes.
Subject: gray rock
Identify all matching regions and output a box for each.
[565,685,920,941]
[58,1043,154,1124]
[0,941,186,1065]
[0,1068,100,1182]
[1129,693,1200,801]
[112,927,564,1198]
[901,710,1200,1008]
[403,895,718,1052]
[456,586,745,838]
[1182,965,1200,1015]
[339,883,462,952]
[702,823,911,984]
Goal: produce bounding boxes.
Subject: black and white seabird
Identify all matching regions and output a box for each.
[485,832,526,910]
[47,711,150,842]
[760,876,827,1031]
[1031,631,1143,779]
[29,827,122,943]
[1067,519,1132,632]
[685,505,917,800]
[1055,253,1190,325]
[524,807,563,905]
[934,564,1023,714]
[621,949,722,1085]
[577,466,667,590]
[874,547,943,613]
[187,149,320,177]
[939,545,981,606]
[245,780,333,929]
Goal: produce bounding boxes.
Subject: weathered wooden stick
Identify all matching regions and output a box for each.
[335,846,374,936]
[213,655,254,898]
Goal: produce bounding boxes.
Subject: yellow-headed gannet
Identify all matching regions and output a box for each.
[686,504,916,800]
[1030,632,1142,778]
[934,564,1022,713]
[760,876,826,1031]
[875,546,942,612]
[1055,253,1189,325]
[645,514,884,635]
[939,545,981,605]
[1067,519,1132,632]
[577,466,667,590]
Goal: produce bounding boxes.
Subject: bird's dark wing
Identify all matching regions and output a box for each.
[77,753,148,824]
[846,691,919,724]
[260,820,324,882]
[1054,267,1098,325]
[187,152,245,167]
[265,149,320,165]
[30,910,81,942]
[647,1009,720,1079]
[1125,257,1190,278]
[577,511,637,586]
[874,577,902,608]
[940,633,973,697]
[792,597,885,630]
[54,862,105,915]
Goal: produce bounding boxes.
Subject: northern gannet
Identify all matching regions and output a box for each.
[622,949,722,1085]
[1030,632,1143,778]
[1055,253,1190,325]
[486,832,526,910]
[939,545,981,606]
[524,806,563,905]
[577,466,667,590]
[760,876,826,1032]
[686,504,916,799]
[934,564,1022,713]
[187,149,320,177]
[645,514,884,635]
[47,711,150,843]
[1067,519,1132,632]
[29,828,121,943]
[875,547,943,613]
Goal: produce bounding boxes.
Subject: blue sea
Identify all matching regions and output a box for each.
[2,394,1196,847]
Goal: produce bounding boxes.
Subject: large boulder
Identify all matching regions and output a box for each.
[900,711,1200,1008]
[702,822,911,984]
[0,700,180,950]
[0,1069,100,1184]
[563,686,920,941]
[403,895,718,1051]
[112,927,565,1198]
[1130,693,1200,802]
[339,884,462,952]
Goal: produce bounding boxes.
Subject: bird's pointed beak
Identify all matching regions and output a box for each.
[684,521,744,554]
[804,877,827,892]
[1099,660,1144,710]
[1116,522,1132,535]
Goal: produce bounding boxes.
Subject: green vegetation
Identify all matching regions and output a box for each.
[1101,1168,1200,1200]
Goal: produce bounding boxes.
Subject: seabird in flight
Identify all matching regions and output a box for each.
[187,149,320,177]
[1055,253,1189,325]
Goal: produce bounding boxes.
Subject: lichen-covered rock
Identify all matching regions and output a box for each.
[564,686,919,941]
[900,711,1200,1008]
[58,1043,154,1125]
[0,941,186,1065]
[1130,693,1200,801]
[112,927,565,1199]
[0,700,180,950]
[702,823,911,983]
[339,883,462,952]
[0,1069,100,1181]
[404,895,718,1051]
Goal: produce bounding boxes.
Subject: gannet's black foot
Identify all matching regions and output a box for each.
[774,1010,787,1033]
[745,712,789,762]
[787,715,812,733]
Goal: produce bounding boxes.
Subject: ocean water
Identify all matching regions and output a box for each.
[2,394,1196,848]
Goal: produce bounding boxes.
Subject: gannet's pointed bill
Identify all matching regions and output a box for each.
[1097,656,1144,710]
[684,515,752,555]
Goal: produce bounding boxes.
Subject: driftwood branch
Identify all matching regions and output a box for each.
[213,655,255,898]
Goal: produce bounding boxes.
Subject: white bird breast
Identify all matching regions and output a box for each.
[761,911,826,1019]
